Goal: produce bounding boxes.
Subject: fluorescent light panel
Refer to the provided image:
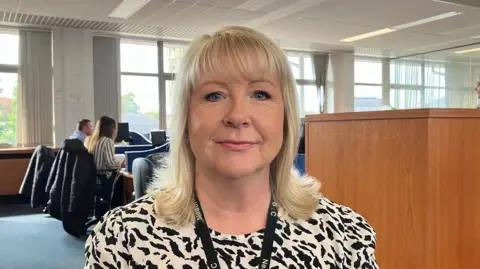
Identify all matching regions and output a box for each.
[392,11,461,30]
[454,47,480,54]
[340,11,462,43]
[109,0,151,19]
[340,28,396,42]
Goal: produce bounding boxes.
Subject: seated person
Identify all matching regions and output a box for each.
[69,119,94,143]
[85,116,124,208]
[132,153,167,200]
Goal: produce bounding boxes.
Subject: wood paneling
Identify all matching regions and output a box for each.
[0,158,31,195]
[305,109,480,269]
[0,147,57,196]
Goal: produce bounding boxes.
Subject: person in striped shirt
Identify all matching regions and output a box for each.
[85,116,124,176]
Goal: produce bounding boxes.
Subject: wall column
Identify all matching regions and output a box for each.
[52,28,94,146]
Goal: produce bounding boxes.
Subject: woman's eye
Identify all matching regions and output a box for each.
[253,90,271,100]
[205,92,224,102]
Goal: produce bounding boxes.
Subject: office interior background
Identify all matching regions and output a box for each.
[0,0,479,147]
[0,0,480,268]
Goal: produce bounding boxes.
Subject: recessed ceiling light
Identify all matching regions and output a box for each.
[340,12,462,43]
[340,28,396,43]
[109,0,151,19]
[454,47,480,54]
[392,12,462,30]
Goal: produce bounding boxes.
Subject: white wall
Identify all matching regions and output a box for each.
[52,28,94,146]
[330,51,355,112]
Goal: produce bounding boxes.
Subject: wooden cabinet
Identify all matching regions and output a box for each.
[305,109,480,269]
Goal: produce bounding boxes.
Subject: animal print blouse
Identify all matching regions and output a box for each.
[85,196,378,268]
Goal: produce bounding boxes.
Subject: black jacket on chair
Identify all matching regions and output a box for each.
[19,145,55,207]
[47,139,97,237]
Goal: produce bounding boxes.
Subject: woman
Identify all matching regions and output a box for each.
[85,26,378,268]
[85,116,122,174]
[84,116,124,209]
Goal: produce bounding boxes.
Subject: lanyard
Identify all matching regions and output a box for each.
[193,193,278,269]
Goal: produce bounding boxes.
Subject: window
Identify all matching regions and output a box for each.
[288,53,318,117]
[288,55,315,80]
[297,85,321,117]
[120,40,159,134]
[390,59,448,108]
[164,43,187,130]
[120,41,158,74]
[0,32,19,146]
[354,85,382,112]
[354,58,383,111]
[164,43,188,73]
[355,59,382,84]
[165,80,175,130]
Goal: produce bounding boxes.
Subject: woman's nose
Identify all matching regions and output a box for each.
[223,97,251,128]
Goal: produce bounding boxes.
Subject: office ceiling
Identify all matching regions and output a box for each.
[0,0,479,58]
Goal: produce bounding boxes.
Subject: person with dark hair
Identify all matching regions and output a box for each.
[69,119,94,143]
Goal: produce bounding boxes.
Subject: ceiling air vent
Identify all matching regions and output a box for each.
[433,0,480,8]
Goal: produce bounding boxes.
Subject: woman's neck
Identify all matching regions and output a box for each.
[195,166,272,235]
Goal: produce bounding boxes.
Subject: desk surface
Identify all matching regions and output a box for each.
[119,170,133,179]
[0,147,58,155]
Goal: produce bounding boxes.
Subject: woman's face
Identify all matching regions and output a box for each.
[188,69,285,179]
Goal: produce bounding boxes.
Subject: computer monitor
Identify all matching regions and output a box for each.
[116,122,130,143]
[151,130,167,147]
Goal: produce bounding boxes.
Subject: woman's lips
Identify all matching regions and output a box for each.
[217,140,256,151]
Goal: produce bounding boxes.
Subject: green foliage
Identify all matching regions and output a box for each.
[0,82,17,145]
[145,111,159,119]
[121,93,159,119]
[121,92,141,114]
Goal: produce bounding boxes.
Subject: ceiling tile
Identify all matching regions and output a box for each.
[143,1,193,25]
[259,16,378,44]
[256,0,293,13]
[216,0,250,9]
[0,0,18,13]
[125,0,172,24]
[407,12,480,37]
[352,31,451,52]
[297,0,466,29]
[164,4,212,27]
[41,0,92,18]
[17,0,46,14]
[83,0,123,22]
[198,0,224,6]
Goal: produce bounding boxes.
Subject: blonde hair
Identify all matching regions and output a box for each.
[151,26,321,225]
[84,116,117,153]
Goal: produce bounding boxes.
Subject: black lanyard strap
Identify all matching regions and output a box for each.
[193,194,278,269]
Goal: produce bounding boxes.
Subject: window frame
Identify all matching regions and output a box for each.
[287,52,318,117]
[354,57,383,112]
[119,39,163,133]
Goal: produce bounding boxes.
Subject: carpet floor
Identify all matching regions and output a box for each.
[0,204,87,269]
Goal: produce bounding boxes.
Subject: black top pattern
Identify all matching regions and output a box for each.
[85,196,378,268]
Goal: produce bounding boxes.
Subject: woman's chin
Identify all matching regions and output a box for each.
[214,161,265,179]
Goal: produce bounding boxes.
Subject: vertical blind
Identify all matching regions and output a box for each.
[390,57,477,109]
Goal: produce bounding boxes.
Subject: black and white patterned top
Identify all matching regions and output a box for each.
[85,196,378,268]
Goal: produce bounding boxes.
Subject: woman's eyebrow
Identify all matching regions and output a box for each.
[197,80,228,88]
[249,79,277,87]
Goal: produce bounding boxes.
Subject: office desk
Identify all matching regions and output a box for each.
[119,170,134,205]
[0,147,57,196]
